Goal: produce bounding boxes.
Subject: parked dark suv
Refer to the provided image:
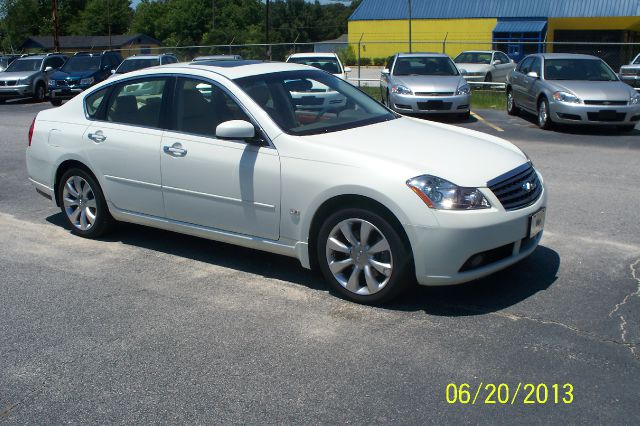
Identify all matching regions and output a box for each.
[0,53,67,103]
[49,51,122,106]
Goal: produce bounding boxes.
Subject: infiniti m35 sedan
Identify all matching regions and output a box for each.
[27,61,546,304]
[506,53,640,131]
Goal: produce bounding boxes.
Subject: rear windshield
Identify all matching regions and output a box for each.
[454,52,492,64]
[5,58,41,72]
[116,58,160,74]
[287,57,343,74]
[62,56,102,72]
[544,59,617,81]
[393,57,459,76]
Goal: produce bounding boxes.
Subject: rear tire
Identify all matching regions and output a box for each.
[50,98,62,106]
[506,89,519,116]
[57,168,114,238]
[537,97,554,130]
[317,208,413,305]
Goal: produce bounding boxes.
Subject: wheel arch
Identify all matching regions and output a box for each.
[306,194,412,271]
[53,159,99,207]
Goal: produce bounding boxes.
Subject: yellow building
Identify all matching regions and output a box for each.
[348,0,640,68]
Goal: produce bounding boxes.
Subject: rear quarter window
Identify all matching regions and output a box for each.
[85,87,110,119]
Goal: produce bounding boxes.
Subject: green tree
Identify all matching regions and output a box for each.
[68,0,133,36]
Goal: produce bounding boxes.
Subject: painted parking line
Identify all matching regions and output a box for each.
[471,111,504,132]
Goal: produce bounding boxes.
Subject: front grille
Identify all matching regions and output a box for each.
[415,92,454,96]
[621,69,640,76]
[587,111,626,122]
[488,163,542,211]
[417,101,452,111]
[2,80,17,86]
[584,100,628,106]
[0,81,5,86]
[56,80,68,86]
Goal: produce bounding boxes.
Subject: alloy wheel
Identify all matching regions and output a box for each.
[62,176,97,231]
[325,218,393,296]
[538,101,548,127]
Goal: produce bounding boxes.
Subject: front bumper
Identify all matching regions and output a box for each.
[390,92,470,114]
[462,74,488,82]
[50,86,89,100]
[0,84,33,98]
[550,101,640,125]
[408,186,547,286]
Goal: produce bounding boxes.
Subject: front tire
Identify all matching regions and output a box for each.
[34,83,46,102]
[58,168,114,238]
[506,89,519,116]
[317,208,412,305]
[537,97,554,130]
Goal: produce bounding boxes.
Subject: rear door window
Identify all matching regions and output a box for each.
[105,78,169,128]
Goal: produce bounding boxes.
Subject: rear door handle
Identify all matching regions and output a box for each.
[88,130,106,143]
[163,143,187,157]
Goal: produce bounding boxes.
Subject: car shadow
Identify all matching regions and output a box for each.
[405,113,478,124]
[46,213,559,314]
[517,110,638,135]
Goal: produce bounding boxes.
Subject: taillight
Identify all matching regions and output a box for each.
[28,116,36,147]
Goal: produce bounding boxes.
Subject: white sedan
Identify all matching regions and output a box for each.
[26,61,546,304]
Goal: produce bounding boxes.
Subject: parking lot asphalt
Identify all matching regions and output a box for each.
[1,99,639,424]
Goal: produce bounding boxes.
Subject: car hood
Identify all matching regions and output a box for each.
[392,75,465,92]
[455,63,490,73]
[51,70,97,80]
[296,117,527,187]
[550,80,635,100]
[0,71,37,80]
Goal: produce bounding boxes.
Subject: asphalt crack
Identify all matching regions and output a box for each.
[608,258,640,358]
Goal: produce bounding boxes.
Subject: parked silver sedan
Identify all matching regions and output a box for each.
[454,50,515,82]
[619,53,640,89]
[381,53,471,119]
[506,53,640,131]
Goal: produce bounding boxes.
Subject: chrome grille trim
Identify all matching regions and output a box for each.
[488,163,542,211]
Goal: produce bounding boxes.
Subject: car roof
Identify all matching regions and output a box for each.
[396,52,449,58]
[193,55,241,60]
[16,55,47,60]
[536,53,600,60]
[123,55,165,60]
[457,51,498,54]
[121,61,318,80]
[288,53,337,58]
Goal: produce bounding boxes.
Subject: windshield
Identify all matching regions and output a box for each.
[393,57,459,76]
[235,70,396,136]
[62,56,101,72]
[6,58,41,72]
[287,57,342,74]
[454,52,492,64]
[116,58,160,74]
[544,59,618,81]
[0,58,9,69]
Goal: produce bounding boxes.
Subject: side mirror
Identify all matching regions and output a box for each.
[110,69,116,74]
[381,68,390,75]
[344,67,352,73]
[492,60,501,66]
[216,120,256,140]
[527,71,539,79]
[44,66,53,72]
[510,59,515,64]
[459,68,468,76]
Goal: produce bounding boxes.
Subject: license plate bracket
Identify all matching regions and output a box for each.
[528,208,546,239]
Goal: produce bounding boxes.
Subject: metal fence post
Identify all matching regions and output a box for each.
[358,33,364,88]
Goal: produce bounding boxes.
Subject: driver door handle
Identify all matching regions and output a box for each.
[163,143,188,157]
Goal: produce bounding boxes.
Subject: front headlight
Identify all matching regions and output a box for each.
[391,85,412,95]
[406,175,491,210]
[456,84,471,96]
[630,93,640,105]
[80,77,95,86]
[553,91,581,104]
[48,79,56,87]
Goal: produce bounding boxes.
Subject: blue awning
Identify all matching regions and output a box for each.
[493,20,547,34]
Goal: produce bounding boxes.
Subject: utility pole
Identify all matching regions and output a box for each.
[408,0,412,53]
[212,0,215,30]
[107,0,112,50]
[51,0,60,52]
[265,0,271,60]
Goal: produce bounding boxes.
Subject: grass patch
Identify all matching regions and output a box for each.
[355,85,507,110]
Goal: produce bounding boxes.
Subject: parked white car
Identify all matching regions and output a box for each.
[454,50,515,82]
[26,62,546,304]
[286,52,351,80]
